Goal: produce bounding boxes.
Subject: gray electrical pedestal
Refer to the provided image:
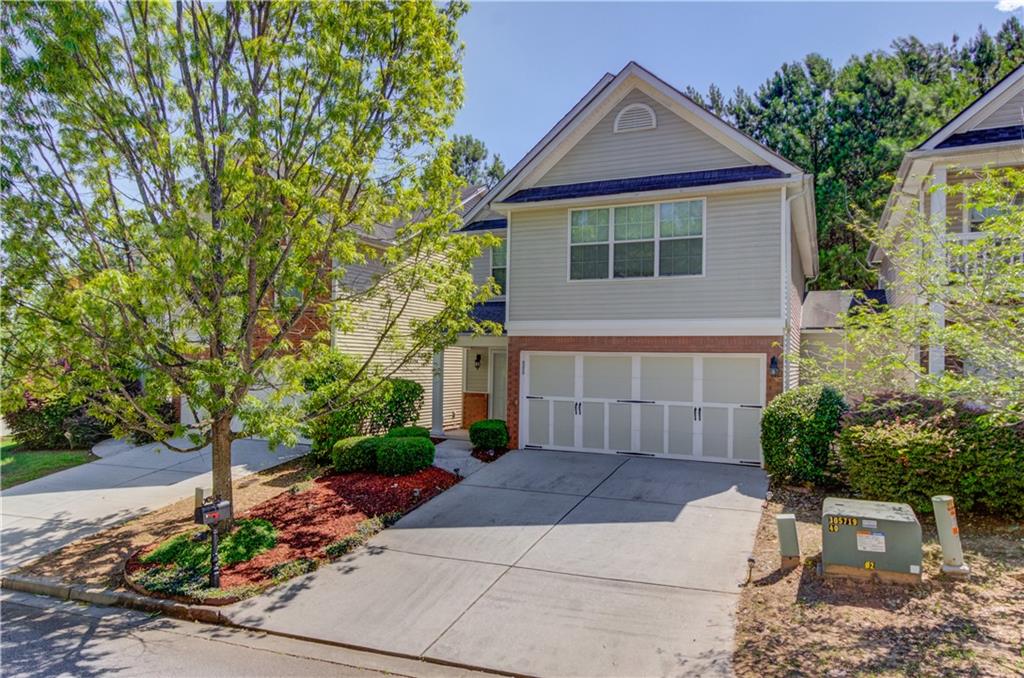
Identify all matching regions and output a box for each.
[821,498,922,584]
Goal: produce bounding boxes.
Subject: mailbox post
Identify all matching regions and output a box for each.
[194,496,232,588]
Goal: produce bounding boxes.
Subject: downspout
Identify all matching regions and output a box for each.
[785,178,811,391]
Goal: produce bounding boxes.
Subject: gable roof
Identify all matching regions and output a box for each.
[463,61,805,224]
[916,64,1024,152]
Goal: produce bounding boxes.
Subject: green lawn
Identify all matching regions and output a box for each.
[0,438,96,489]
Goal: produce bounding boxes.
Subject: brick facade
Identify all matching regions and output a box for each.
[505,335,784,449]
[462,392,489,429]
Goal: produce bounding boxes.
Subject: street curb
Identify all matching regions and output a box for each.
[1,574,225,624]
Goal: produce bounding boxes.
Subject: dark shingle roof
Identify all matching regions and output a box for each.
[502,166,787,204]
[461,218,507,232]
[468,301,505,329]
[936,125,1024,149]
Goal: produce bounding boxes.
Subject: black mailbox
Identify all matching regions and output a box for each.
[194,499,231,526]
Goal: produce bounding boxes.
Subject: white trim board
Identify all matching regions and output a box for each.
[507,318,785,337]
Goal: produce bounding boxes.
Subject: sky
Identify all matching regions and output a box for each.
[452,1,1023,165]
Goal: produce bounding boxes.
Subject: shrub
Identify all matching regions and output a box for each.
[301,352,424,462]
[760,385,847,486]
[386,425,431,439]
[376,436,435,476]
[266,558,318,583]
[838,393,1024,516]
[469,419,509,452]
[3,392,111,449]
[331,436,382,473]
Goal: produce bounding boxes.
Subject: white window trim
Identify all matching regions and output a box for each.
[566,197,707,282]
[489,237,507,299]
[613,102,657,133]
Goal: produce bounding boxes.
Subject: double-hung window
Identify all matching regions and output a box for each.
[569,198,704,280]
[491,238,507,295]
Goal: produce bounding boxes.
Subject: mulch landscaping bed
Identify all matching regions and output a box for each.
[125,466,458,602]
[733,486,1024,677]
[471,447,508,463]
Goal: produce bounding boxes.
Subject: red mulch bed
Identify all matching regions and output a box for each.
[127,466,458,595]
[471,448,508,463]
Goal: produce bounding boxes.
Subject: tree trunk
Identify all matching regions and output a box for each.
[211,414,234,530]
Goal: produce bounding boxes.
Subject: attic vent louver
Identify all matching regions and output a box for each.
[614,103,657,133]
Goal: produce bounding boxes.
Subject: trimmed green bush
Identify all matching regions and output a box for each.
[760,385,847,485]
[386,426,431,439]
[301,352,424,462]
[376,436,435,476]
[838,393,1024,516]
[469,419,509,452]
[331,436,382,473]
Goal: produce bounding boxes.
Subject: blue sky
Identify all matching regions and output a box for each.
[453,2,1022,165]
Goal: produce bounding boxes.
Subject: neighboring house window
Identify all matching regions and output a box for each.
[569,198,704,280]
[491,239,507,295]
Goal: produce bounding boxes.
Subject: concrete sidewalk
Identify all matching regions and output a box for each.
[227,449,768,677]
[1,438,306,573]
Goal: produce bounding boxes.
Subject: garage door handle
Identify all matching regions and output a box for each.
[739,404,762,409]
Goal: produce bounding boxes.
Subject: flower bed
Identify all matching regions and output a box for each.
[125,466,458,604]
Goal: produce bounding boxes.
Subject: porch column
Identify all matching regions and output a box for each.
[431,350,444,436]
[928,165,947,376]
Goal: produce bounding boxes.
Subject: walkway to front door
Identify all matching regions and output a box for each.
[226,449,767,677]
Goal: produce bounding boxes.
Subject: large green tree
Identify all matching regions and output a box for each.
[688,18,1024,290]
[450,132,505,187]
[1,0,492,512]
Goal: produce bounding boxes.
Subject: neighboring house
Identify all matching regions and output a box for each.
[447,62,819,466]
[798,289,887,387]
[871,63,1024,375]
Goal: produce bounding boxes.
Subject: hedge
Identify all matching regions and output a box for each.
[332,436,382,473]
[837,393,1024,516]
[760,385,847,485]
[469,419,509,452]
[302,352,424,462]
[4,393,111,450]
[376,436,435,476]
[386,426,431,439]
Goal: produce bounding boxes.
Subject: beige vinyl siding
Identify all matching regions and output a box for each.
[464,349,489,392]
[974,89,1024,130]
[470,230,505,289]
[534,89,751,188]
[786,227,804,389]
[507,188,782,321]
[333,258,462,430]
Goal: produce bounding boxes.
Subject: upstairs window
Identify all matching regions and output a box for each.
[491,238,507,294]
[568,199,704,280]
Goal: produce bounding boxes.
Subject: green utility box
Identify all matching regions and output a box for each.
[821,498,922,584]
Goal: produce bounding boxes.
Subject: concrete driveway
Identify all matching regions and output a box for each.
[1,438,306,573]
[227,449,767,677]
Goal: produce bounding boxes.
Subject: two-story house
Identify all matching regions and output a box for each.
[449,62,818,466]
[871,63,1024,375]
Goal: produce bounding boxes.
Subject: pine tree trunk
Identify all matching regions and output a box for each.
[211,414,234,530]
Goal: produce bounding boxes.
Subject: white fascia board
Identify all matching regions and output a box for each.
[461,73,617,225]
[507,318,786,337]
[492,175,803,212]
[455,334,509,348]
[918,65,1024,150]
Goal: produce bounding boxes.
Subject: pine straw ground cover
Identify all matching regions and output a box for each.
[734,487,1024,678]
[19,458,458,603]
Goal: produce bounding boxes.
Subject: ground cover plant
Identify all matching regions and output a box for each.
[124,465,457,603]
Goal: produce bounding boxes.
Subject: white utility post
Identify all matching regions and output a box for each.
[928,164,947,376]
[431,350,444,436]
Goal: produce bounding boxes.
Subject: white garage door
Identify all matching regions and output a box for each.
[521,352,765,465]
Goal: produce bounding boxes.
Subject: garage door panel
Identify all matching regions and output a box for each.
[552,401,576,448]
[733,408,762,462]
[700,406,730,459]
[608,403,631,451]
[582,356,632,400]
[667,406,695,456]
[581,402,605,450]
[526,400,550,447]
[640,357,694,402]
[639,405,665,454]
[702,357,761,404]
[529,355,575,397]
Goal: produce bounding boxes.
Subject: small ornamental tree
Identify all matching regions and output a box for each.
[1,1,497,521]
[799,167,1024,420]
